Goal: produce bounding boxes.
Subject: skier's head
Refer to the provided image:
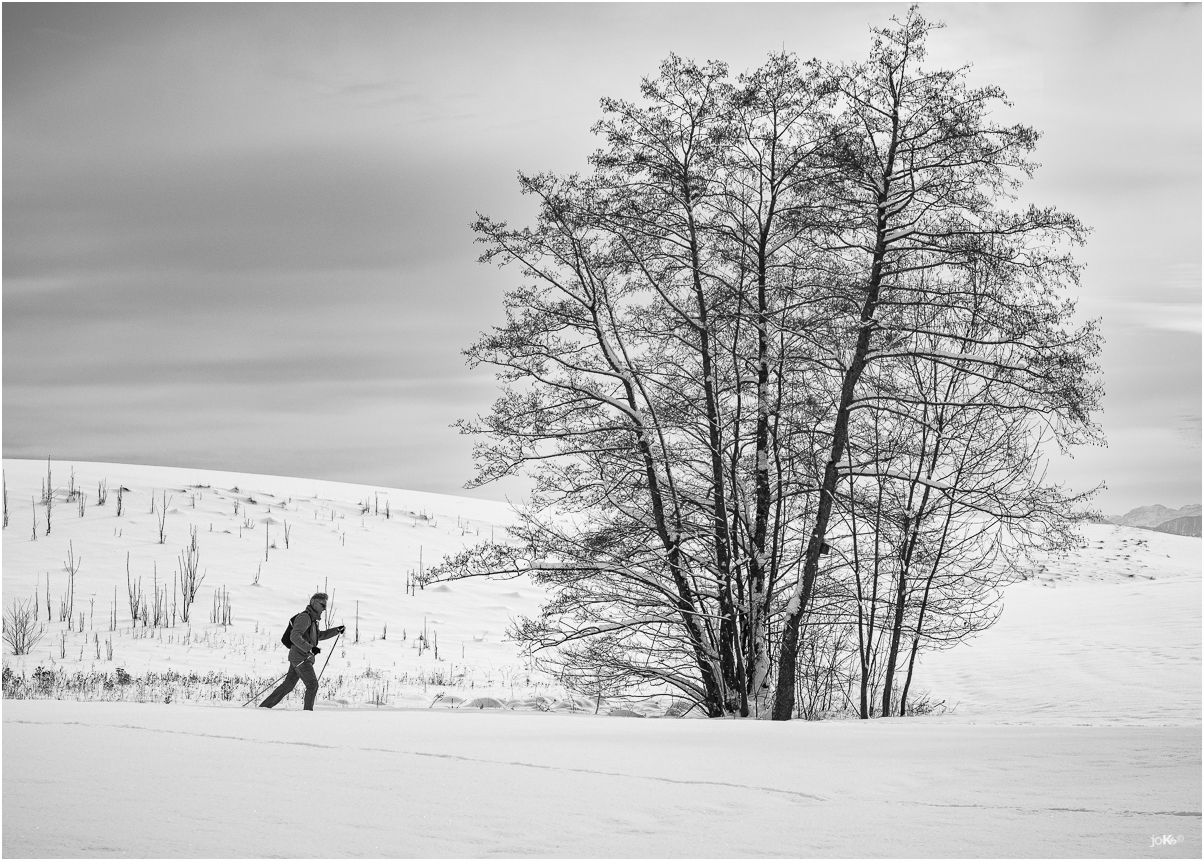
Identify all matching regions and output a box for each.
[310,592,328,614]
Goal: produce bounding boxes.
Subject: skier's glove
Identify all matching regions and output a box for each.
[336,626,346,635]
[312,647,321,655]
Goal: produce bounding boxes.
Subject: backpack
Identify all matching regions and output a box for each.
[280,613,307,649]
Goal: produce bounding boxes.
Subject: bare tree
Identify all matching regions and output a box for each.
[769,10,1100,720]
[449,50,851,717]
[811,320,1096,719]
[449,9,1101,721]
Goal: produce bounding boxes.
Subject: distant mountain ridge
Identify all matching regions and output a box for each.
[1106,504,1202,537]
[1154,515,1202,537]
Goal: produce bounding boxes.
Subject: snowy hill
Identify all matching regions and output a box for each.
[2,458,559,708]
[917,522,1200,724]
[3,458,1199,721]
[1155,514,1203,537]
[4,459,1200,857]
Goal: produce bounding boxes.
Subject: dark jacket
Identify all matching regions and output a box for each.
[287,607,339,665]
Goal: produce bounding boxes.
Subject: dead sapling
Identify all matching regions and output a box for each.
[151,563,167,627]
[45,489,52,536]
[156,492,171,543]
[63,541,80,625]
[42,464,54,536]
[126,553,143,627]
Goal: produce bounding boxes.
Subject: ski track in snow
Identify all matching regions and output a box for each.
[5,702,1199,858]
[14,715,1199,820]
[7,717,832,804]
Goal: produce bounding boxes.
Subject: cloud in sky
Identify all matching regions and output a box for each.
[3,3,1199,513]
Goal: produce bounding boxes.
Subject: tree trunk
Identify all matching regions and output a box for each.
[772,146,899,719]
[880,549,908,717]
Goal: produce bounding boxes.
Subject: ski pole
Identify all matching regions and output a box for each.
[242,671,288,707]
[316,631,341,683]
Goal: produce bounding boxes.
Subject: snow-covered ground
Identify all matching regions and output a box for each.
[5,702,1198,858]
[1,458,551,708]
[3,459,1200,857]
[917,524,1201,726]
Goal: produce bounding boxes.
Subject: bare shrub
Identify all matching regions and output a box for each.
[210,586,232,626]
[3,598,45,655]
[150,564,168,627]
[177,526,204,622]
[126,553,143,626]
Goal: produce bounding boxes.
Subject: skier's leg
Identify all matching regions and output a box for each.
[297,661,319,711]
[259,664,300,708]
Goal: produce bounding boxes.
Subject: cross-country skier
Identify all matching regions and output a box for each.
[259,592,344,710]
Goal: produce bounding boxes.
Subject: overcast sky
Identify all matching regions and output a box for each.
[4,3,1200,513]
